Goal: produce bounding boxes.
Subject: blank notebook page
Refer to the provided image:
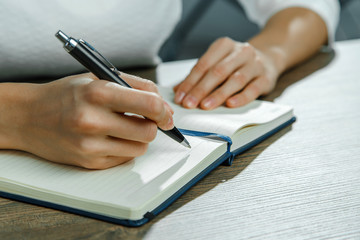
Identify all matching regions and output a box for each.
[159,87,292,136]
[0,132,225,210]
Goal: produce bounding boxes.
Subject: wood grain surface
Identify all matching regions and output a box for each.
[1,40,359,240]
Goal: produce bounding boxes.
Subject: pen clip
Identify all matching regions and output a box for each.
[78,39,121,76]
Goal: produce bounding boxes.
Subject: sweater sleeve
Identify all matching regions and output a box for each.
[237,0,340,47]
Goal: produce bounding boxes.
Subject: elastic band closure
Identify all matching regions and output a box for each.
[179,128,232,152]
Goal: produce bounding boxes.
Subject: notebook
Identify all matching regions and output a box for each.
[0,84,295,226]
[0,58,294,226]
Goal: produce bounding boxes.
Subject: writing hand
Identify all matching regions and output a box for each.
[1,73,173,169]
[173,37,278,110]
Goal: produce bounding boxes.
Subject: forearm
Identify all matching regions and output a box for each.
[0,83,39,149]
[249,7,328,77]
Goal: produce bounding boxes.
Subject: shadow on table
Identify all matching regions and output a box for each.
[262,49,336,102]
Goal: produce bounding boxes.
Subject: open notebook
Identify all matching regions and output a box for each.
[0,86,295,226]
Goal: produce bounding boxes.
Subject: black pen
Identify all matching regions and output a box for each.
[55,30,191,149]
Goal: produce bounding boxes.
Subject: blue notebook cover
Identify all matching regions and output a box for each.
[0,117,296,227]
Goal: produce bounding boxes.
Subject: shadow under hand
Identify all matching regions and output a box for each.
[262,49,335,102]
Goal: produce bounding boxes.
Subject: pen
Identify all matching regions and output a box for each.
[55,30,191,149]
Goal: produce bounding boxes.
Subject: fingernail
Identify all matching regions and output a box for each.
[202,98,215,109]
[227,98,237,107]
[175,91,185,104]
[184,95,198,108]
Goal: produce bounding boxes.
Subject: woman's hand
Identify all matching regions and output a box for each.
[173,37,279,110]
[0,73,173,169]
[174,7,328,110]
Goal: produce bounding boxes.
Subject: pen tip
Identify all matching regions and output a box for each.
[181,138,191,149]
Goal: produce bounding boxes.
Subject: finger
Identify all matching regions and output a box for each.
[105,113,159,143]
[200,60,261,110]
[119,72,159,94]
[93,83,173,130]
[70,72,159,95]
[120,72,174,114]
[78,155,134,170]
[104,137,150,158]
[76,138,150,169]
[68,106,159,143]
[226,77,265,108]
[61,72,99,84]
[74,71,160,94]
[78,136,150,159]
[174,37,235,104]
[182,45,255,109]
[103,156,135,169]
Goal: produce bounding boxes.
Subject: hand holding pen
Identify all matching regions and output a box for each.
[1,32,187,170]
[12,71,178,169]
[55,30,190,149]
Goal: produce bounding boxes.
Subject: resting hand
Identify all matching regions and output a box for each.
[173,37,279,110]
[1,73,173,169]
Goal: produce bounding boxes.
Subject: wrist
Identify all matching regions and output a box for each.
[0,82,41,150]
[249,39,287,81]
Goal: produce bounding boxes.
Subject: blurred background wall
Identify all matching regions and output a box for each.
[159,0,360,61]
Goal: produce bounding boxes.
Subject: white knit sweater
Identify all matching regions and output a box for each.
[0,0,182,79]
[0,0,339,80]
